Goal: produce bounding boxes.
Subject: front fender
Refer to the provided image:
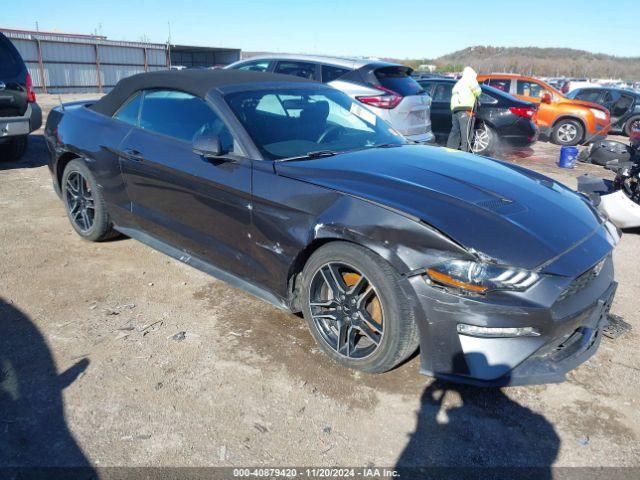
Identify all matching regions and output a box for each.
[310,195,471,275]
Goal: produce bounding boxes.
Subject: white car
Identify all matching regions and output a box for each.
[226,54,434,143]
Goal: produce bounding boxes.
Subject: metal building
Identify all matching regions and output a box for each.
[1,28,242,93]
[1,28,168,93]
[170,44,241,68]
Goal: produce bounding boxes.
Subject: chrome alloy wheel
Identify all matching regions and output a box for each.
[472,124,490,153]
[308,262,385,359]
[557,123,579,143]
[65,171,95,232]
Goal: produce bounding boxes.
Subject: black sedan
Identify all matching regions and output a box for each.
[417,77,538,154]
[45,70,619,386]
[567,87,640,136]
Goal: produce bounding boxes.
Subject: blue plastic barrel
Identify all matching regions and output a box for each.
[558,146,579,168]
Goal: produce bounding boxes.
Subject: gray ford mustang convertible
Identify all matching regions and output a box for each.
[45,70,619,385]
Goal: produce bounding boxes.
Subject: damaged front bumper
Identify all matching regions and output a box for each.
[407,254,617,387]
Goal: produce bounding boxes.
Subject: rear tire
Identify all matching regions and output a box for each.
[62,159,118,242]
[552,119,584,146]
[0,135,28,162]
[624,116,640,137]
[299,242,420,373]
[471,123,496,155]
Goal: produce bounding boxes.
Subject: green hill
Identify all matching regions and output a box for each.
[400,46,640,79]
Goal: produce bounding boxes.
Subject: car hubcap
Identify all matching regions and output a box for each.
[472,125,490,153]
[308,263,384,359]
[65,171,95,232]
[558,123,578,143]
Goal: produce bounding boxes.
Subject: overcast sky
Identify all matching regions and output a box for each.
[3,0,638,58]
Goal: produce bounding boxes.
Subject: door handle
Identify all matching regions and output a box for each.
[124,148,144,161]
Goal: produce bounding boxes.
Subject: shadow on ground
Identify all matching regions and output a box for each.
[396,355,559,478]
[0,134,48,171]
[0,298,95,477]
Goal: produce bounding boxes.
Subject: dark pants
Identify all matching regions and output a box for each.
[447,110,472,151]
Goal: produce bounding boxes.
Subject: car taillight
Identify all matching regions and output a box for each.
[25,73,36,103]
[356,85,402,109]
[509,107,535,119]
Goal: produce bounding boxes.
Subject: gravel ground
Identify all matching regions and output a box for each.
[1,94,639,473]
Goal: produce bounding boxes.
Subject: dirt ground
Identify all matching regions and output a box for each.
[1,94,639,473]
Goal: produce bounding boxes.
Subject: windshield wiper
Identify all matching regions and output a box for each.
[278,150,337,162]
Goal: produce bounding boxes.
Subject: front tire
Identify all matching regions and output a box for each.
[0,135,28,162]
[62,159,118,242]
[300,242,420,373]
[552,119,584,146]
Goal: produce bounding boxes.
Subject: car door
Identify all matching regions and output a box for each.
[429,82,454,139]
[118,89,255,278]
[608,91,635,129]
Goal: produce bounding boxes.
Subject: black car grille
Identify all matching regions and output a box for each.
[558,258,606,302]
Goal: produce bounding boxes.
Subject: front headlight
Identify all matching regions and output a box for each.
[590,108,608,121]
[425,260,539,294]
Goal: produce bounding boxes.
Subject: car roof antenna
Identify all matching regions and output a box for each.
[58,94,65,112]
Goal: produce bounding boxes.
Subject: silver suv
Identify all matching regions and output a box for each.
[226,54,434,143]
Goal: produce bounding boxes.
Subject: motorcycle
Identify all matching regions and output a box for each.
[577,126,640,229]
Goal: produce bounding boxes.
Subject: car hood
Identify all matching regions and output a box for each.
[275,145,610,272]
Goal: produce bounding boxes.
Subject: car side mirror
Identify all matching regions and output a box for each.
[193,132,223,158]
[541,92,552,104]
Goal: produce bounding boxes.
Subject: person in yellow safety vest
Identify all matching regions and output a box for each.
[446,66,482,152]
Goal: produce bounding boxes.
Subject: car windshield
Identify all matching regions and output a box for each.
[225,88,406,160]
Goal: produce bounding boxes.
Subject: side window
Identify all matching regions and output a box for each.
[575,89,602,103]
[113,93,142,126]
[321,65,350,83]
[432,83,453,102]
[274,61,316,80]
[255,94,287,116]
[487,79,511,93]
[0,36,22,76]
[479,92,498,104]
[235,60,271,72]
[517,80,545,98]
[613,94,634,117]
[417,81,436,95]
[140,90,235,152]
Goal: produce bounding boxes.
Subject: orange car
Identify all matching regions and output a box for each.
[477,74,610,146]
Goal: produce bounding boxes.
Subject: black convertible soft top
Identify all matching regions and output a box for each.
[90,69,315,117]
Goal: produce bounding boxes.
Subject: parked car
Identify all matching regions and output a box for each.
[478,74,610,146]
[0,32,42,161]
[561,79,599,94]
[225,54,434,143]
[566,87,640,136]
[416,77,537,154]
[45,69,619,386]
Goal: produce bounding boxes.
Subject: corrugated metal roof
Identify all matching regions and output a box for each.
[1,28,166,50]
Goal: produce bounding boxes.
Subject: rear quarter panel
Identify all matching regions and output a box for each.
[48,104,134,225]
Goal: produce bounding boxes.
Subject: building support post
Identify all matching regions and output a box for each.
[35,38,47,94]
[94,43,103,93]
